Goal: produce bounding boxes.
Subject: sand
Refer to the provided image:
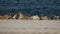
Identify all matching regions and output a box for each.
[0,20,60,34]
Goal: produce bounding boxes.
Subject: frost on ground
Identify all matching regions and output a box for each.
[0,20,60,34]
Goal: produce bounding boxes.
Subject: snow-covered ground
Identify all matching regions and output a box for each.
[0,20,60,34]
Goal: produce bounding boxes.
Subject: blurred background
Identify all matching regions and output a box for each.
[0,0,60,17]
